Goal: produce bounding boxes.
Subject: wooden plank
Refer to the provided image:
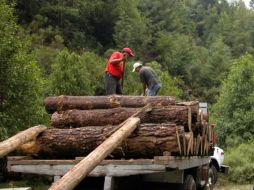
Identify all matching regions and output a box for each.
[77,158,154,165]
[176,127,182,155]
[8,158,154,166]
[164,157,210,170]
[187,133,193,156]
[177,101,198,106]
[9,164,166,177]
[188,106,192,132]
[196,135,201,155]
[183,133,186,156]
[103,176,115,190]
[8,160,79,165]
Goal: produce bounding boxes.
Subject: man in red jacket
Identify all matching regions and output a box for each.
[105,47,134,95]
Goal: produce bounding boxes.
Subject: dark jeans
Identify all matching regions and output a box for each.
[105,72,122,95]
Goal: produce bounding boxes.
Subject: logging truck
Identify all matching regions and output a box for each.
[0,96,221,190]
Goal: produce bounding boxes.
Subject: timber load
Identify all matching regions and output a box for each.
[19,95,214,158]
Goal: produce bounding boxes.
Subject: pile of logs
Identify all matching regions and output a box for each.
[19,95,215,159]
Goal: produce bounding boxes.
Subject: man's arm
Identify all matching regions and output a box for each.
[142,83,147,96]
[110,53,128,65]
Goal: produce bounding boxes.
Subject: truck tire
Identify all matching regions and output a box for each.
[206,168,214,190]
[210,165,218,184]
[183,175,196,190]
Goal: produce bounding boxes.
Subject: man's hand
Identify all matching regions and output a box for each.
[122,53,128,61]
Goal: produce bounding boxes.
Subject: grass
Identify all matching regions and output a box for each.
[0,175,50,190]
[214,174,253,190]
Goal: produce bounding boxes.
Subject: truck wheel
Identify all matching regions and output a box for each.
[210,165,218,184]
[184,175,196,190]
[206,168,214,190]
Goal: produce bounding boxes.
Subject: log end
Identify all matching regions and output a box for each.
[18,141,40,155]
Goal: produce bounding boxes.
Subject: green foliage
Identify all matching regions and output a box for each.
[113,2,151,58]
[224,138,254,183]
[80,52,106,95]
[158,72,182,97]
[0,0,44,139]
[145,61,183,97]
[49,49,93,96]
[188,37,232,102]
[155,32,194,81]
[211,55,254,144]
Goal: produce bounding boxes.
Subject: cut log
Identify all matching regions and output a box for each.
[19,123,185,158]
[44,95,177,113]
[49,117,141,190]
[0,125,47,158]
[51,106,198,129]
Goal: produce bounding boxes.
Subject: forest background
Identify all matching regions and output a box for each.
[1,0,254,184]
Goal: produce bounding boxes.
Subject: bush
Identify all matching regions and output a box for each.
[49,49,93,96]
[224,138,254,183]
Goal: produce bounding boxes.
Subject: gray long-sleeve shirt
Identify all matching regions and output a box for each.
[139,66,160,88]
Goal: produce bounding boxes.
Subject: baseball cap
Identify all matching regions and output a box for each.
[132,62,142,72]
[122,47,134,57]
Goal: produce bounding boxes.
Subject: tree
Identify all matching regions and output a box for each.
[212,55,254,144]
[0,0,44,139]
[155,32,194,83]
[188,37,232,102]
[113,12,150,59]
[49,49,93,96]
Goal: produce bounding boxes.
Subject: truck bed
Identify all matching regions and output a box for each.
[7,156,209,177]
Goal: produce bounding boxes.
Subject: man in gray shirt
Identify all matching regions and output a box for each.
[133,62,161,96]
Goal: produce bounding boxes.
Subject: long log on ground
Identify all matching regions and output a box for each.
[49,117,141,190]
[19,123,185,158]
[0,125,47,158]
[44,95,177,113]
[51,106,198,129]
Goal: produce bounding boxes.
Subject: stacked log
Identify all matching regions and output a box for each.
[44,95,177,113]
[19,95,214,158]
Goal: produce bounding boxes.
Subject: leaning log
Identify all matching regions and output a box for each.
[19,123,185,158]
[0,125,47,158]
[51,106,198,128]
[48,117,141,190]
[44,95,177,113]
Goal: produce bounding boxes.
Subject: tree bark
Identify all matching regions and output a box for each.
[51,106,198,128]
[44,95,177,113]
[0,125,47,158]
[48,117,141,190]
[19,124,185,159]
